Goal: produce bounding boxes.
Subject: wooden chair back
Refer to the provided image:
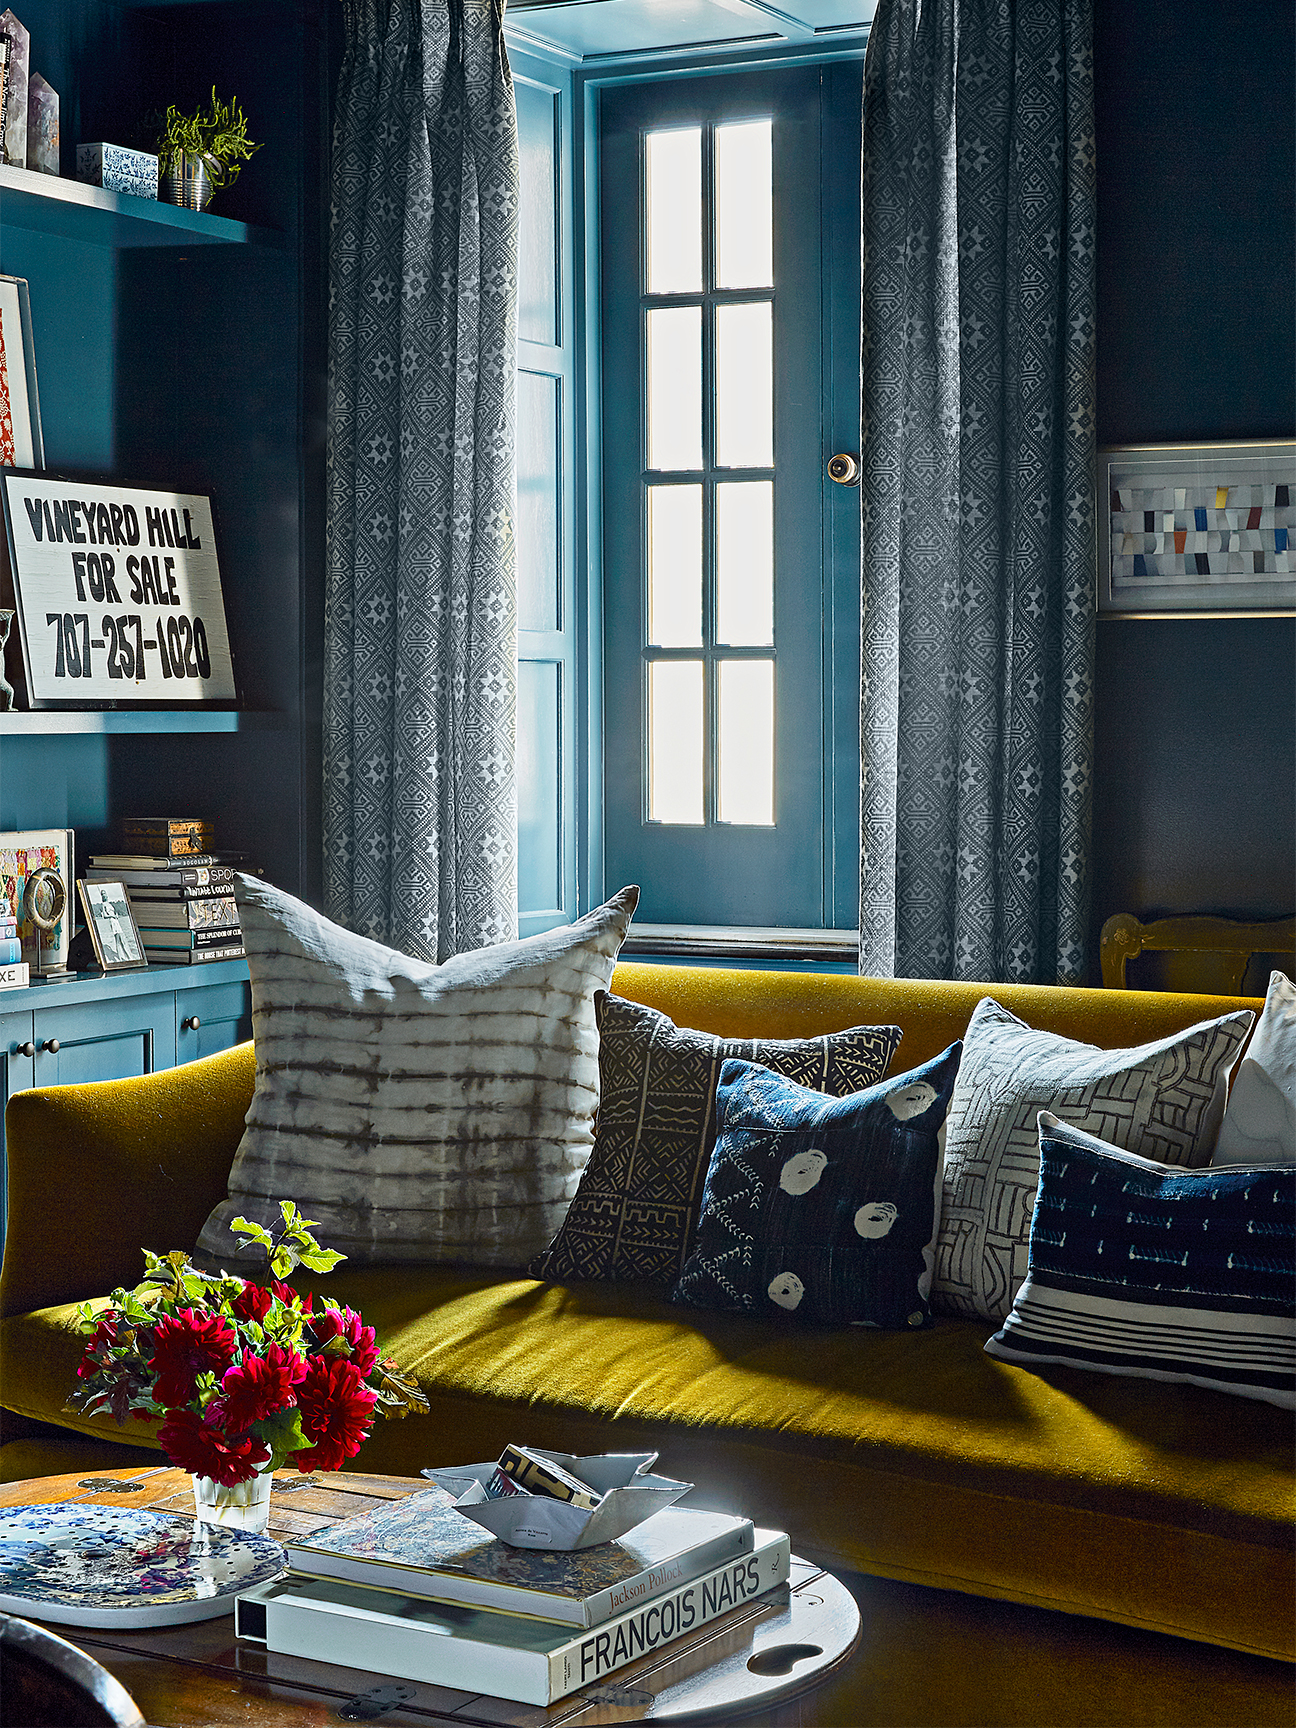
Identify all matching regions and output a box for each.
[1100,912,1296,992]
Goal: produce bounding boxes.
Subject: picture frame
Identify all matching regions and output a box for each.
[0,274,44,472]
[1098,440,1296,618]
[76,878,148,973]
[0,827,74,975]
[0,472,238,708]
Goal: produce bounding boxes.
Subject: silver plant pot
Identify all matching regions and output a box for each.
[163,155,215,211]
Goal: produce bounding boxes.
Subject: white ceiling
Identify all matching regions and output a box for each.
[505,0,875,64]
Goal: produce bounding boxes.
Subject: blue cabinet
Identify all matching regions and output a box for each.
[0,959,250,1250]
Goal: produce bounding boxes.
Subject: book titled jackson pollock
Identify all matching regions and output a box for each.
[285,1485,754,1628]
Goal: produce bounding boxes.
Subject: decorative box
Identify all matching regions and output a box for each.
[423,1450,693,1550]
[75,142,157,200]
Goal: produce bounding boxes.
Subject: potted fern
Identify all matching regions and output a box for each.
[157,88,261,211]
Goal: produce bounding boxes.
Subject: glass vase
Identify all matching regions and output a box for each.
[191,1467,273,1533]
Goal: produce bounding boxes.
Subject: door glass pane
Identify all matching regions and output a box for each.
[646,307,702,470]
[517,372,560,632]
[648,485,702,646]
[648,660,703,824]
[715,302,773,468]
[715,119,772,290]
[718,659,774,825]
[716,480,773,645]
[517,82,558,345]
[518,660,561,910]
[645,128,702,294]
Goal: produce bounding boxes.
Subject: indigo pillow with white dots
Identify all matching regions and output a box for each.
[670,1044,963,1329]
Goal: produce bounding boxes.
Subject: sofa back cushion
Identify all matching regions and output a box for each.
[192,878,638,1272]
[935,997,1254,1322]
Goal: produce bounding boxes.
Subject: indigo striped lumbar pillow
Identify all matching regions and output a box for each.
[192,878,639,1272]
[985,1113,1295,1408]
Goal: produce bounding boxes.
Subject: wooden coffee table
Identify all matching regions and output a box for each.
[0,1466,861,1726]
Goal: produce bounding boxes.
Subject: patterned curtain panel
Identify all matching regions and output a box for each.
[325,0,519,961]
[859,0,1096,985]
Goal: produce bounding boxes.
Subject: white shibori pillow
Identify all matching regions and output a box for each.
[1213,970,1296,1166]
[986,1114,1295,1409]
[934,997,1255,1322]
[192,878,639,1272]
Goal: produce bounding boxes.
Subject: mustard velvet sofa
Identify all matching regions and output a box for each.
[1,964,1292,1727]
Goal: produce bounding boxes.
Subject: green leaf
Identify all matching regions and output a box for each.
[230,1216,275,1251]
[297,1248,346,1273]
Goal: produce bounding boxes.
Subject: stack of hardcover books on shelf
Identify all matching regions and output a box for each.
[0,895,28,991]
[235,1484,791,1706]
[85,817,250,966]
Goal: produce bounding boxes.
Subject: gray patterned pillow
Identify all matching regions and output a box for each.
[528,993,903,1288]
[192,878,639,1272]
[934,997,1255,1322]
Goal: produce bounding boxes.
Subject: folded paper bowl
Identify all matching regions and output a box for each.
[421,1450,693,1550]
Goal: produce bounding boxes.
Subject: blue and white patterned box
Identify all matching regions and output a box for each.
[75,142,158,200]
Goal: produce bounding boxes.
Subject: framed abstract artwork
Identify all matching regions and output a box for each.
[1098,440,1296,618]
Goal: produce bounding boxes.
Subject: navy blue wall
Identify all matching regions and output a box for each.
[1092,0,1296,973]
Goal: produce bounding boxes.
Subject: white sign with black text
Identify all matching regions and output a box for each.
[0,473,237,705]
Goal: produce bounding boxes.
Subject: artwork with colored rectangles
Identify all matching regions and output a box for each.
[1099,441,1296,615]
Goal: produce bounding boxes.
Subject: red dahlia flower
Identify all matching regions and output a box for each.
[215,1342,308,1431]
[149,1309,238,1407]
[157,1408,271,1486]
[229,1281,274,1325]
[309,1305,380,1377]
[271,1277,312,1313]
[293,1357,377,1472]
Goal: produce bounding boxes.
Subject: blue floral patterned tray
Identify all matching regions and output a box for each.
[0,1502,285,1628]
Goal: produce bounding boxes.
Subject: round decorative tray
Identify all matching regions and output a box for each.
[0,1501,285,1628]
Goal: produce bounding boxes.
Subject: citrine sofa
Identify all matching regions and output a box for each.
[1,964,1292,1726]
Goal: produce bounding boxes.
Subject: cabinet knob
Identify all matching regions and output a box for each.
[826,452,861,486]
[17,1041,35,1058]
[182,1016,202,1031]
[42,1038,60,1054]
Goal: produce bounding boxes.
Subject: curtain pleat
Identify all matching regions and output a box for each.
[325,0,519,960]
[860,0,1096,984]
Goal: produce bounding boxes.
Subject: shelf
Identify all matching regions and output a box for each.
[0,709,286,735]
[0,164,283,250]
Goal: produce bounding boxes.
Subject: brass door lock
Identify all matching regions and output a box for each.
[826,452,860,486]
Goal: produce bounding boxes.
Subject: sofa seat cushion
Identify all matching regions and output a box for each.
[4,1271,1291,1661]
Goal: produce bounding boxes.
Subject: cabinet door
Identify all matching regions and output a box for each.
[31,995,177,1087]
[176,979,253,1065]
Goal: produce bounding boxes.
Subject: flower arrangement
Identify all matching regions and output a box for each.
[67,1203,426,1486]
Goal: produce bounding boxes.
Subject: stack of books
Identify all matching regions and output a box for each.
[0,896,28,991]
[235,1487,791,1706]
[85,817,249,966]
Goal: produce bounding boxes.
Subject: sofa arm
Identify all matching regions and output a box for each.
[0,1042,256,1320]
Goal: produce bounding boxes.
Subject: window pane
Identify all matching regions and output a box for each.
[517,660,561,910]
[716,481,773,646]
[715,302,773,468]
[645,128,701,294]
[715,119,772,290]
[516,82,558,345]
[648,485,702,646]
[718,659,774,826]
[646,306,703,470]
[517,372,560,632]
[649,660,703,824]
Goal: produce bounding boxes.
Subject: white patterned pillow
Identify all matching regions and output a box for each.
[1213,971,1296,1166]
[934,997,1254,1322]
[193,878,639,1272]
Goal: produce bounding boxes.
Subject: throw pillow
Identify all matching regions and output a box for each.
[529,994,903,1287]
[670,1045,963,1328]
[935,997,1255,1323]
[985,1114,1295,1409]
[1213,970,1296,1165]
[192,878,640,1273]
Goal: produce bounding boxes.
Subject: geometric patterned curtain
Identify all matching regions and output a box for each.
[859,0,1096,985]
[324,0,519,962]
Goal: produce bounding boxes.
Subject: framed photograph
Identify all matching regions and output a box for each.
[0,827,73,974]
[0,275,44,471]
[0,473,238,708]
[1099,440,1296,618]
[76,879,148,973]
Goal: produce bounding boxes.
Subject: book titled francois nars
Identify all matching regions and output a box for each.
[237,1527,791,1706]
[285,1487,754,1628]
